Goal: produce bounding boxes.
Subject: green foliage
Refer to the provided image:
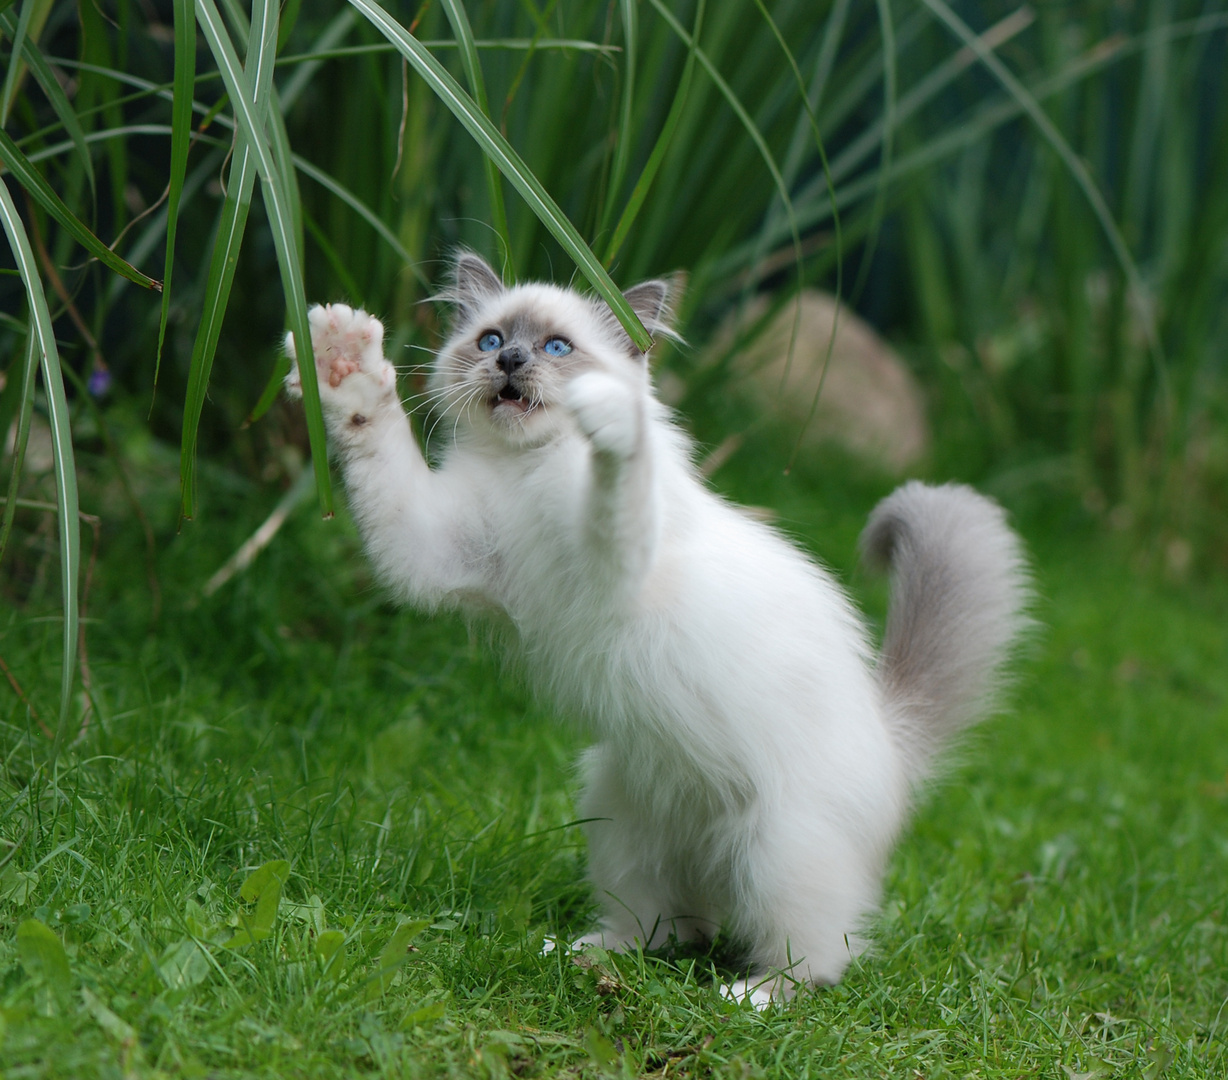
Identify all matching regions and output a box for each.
[15,918,72,991]
[0,173,78,734]
[228,858,291,947]
[2,0,1227,725]
[0,127,157,290]
[891,5,1228,542]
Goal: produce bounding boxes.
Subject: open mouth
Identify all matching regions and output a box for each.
[492,383,531,411]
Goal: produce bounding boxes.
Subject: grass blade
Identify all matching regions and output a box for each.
[181,0,274,520]
[291,152,428,285]
[155,0,197,389]
[303,210,362,304]
[0,176,80,737]
[0,330,38,567]
[1122,0,1171,239]
[266,95,304,261]
[917,0,1167,397]
[244,353,292,427]
[77,0,128,245]
[0,128,161,291]
[597,0,637,241]
[25,124,207,165]
[844,0,897,307]
[822,7,1035,190]
[741,4,842,279]
[743,0,846,469]
[643,0,803,288]
[0,313,27,438]
[344,0,651,351]
[179,147,259,521]
[104,149,225,314]
[216,0,306,272]
[279,8,357,111]
[278,37,621,65]
[714,13,1213,275]
[747,0,851,280]
[603,0,704,268]
[0,0,46,126]
[438,0,511,271]
[195,0,332,513]
[0,10,94,193]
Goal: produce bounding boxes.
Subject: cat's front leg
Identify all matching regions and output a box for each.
[565,371,643,460]
[285,305,489,607]
[564,371,659,588]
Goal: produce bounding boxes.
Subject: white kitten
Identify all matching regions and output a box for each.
[285,253,1029,1005]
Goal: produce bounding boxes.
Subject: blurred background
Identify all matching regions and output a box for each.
[2,0,1228,656]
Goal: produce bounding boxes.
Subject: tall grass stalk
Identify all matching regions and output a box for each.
[2,0,1227,731]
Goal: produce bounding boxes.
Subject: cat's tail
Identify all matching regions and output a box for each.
[860,481,1031,781]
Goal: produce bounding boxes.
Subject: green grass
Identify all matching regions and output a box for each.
[2,431,1226,1078]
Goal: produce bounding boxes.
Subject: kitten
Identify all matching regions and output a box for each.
[285,252,1029,1005]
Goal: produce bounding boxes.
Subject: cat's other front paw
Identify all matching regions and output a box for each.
[285,304,396,422]
[565,372,641,458]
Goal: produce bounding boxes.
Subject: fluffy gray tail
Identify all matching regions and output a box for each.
[860,481,1031,779]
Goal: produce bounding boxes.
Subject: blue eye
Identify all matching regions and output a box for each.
[478,331,502,352]
[543,337,572,357]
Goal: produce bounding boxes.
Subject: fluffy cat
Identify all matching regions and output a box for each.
[285,252,1029,1004]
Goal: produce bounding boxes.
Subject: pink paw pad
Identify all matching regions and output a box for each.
[307,304,388,381]
[285,304,391,405]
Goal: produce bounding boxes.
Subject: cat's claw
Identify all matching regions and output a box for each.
[565,371,640,457]
[284,304,395,418]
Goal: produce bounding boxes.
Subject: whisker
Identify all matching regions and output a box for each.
[393,366,439,382]
[440,385,484,455]
[519,387,546,429]
[457,385,487,447]
[403,380,480,411]
[424,381,485,454]
[424,408,452,454]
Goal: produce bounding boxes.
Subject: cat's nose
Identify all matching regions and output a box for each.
[497,347,525,374]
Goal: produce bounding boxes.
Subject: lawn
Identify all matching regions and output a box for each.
[2,423,1226,1079]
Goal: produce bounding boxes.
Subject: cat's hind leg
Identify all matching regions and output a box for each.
[721,807,889,1005]
[574,745,720,953]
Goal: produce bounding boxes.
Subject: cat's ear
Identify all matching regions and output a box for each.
[625,280,671,329]
[447,250,506,322]
[606,273,684,358]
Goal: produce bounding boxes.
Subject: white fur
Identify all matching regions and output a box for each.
[285,257,1028,1001]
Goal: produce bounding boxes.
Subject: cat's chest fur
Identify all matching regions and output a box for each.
[440,428,749,751]
[443,427,671,611]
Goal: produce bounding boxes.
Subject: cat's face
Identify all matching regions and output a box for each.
[425,253,674,448]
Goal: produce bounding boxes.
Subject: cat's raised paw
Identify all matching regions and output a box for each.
[284,304,395,418]
[565,372,640,457]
